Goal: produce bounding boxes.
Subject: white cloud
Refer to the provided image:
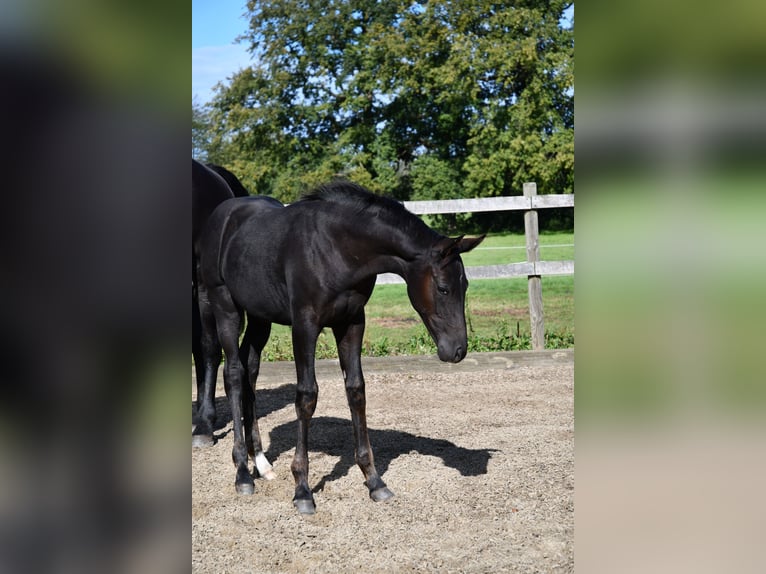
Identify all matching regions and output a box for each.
[192,43,253,104]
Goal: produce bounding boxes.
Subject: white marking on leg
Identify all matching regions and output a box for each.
[255,452,276,480]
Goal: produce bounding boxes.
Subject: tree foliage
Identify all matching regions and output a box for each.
[192,98,212,161]
[197,0,573,205]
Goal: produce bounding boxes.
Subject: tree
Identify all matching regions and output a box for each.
[192,98,212,161]
[205,0,573,205]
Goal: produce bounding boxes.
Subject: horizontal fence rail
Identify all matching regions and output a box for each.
[378,185,574,350]
[402,194,575,214]
[377,260,574,285]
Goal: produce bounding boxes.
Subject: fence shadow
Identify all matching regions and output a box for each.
[265,416,497,494]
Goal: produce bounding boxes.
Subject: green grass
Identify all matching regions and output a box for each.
[361,275,574,355]
[257,232,574,361]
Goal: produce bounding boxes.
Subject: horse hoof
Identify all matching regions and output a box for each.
[235,481,255,495]
[260,469,277,481]
[192,434,215,448]
[254,453,276,480]
[293,499,316,515]
[370,486,395,503]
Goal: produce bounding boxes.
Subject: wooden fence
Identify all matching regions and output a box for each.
[377,183,574,351]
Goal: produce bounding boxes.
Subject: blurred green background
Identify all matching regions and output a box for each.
[576,1,766,572]
[577,0,766,424]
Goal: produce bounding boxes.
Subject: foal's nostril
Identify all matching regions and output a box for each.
[453,346,464,363]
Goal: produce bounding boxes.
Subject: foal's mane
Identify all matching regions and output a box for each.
[300,181,422,233]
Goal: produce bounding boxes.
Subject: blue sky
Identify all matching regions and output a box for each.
[192,0,253,104]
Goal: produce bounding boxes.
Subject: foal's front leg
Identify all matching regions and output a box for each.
[333,315,394,503]
[291,316,321,514]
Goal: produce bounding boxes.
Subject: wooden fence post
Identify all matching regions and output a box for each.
[523,182,545,351]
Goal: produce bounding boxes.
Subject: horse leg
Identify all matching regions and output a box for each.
[192,278,221,448]
[210,284,253,494]
[290,315,320,514]
[333,315,394,503]
[239,315,276,480]
[192,291,204,412]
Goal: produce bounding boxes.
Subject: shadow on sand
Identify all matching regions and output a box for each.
[266,416,497,494]
[192,383,295,441]
[194,387,496,490]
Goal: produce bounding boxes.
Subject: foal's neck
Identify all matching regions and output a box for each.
[345,214,438,281]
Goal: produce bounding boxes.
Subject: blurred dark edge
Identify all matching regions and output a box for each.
[0,2,188,573]
[576,1,766,573]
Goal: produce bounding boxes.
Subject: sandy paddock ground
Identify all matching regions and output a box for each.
[192,351,573,573]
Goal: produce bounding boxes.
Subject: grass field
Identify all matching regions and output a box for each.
[459,231,575,266]
[259,232,574,361]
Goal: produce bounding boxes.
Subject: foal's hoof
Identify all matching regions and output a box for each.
[192,433,215,448]
[258,469,277,481]
[253,453,276,481]
[370,486,395,503]
[293,499,316,515]
[235,468,255,495]
[235,481,255,495]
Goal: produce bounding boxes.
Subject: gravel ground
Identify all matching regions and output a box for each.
[192,352,573,573]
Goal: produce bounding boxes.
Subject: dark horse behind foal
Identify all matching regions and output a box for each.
[199,182,484,514]
[192,160,249,447]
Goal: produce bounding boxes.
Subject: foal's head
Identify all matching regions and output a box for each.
[407,235,485,363]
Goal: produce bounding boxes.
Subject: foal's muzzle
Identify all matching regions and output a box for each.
[437,342,466,363]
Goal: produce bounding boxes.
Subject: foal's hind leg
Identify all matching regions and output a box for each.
[209,285,253,494]
[239,315,276,480]
[333,314,394,503]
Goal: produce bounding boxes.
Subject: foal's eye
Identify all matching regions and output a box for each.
[437,286,449,296]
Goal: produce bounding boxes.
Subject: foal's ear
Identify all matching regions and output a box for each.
[455,234,486,254]
[434,234,486,260]
[435,235,464,259]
